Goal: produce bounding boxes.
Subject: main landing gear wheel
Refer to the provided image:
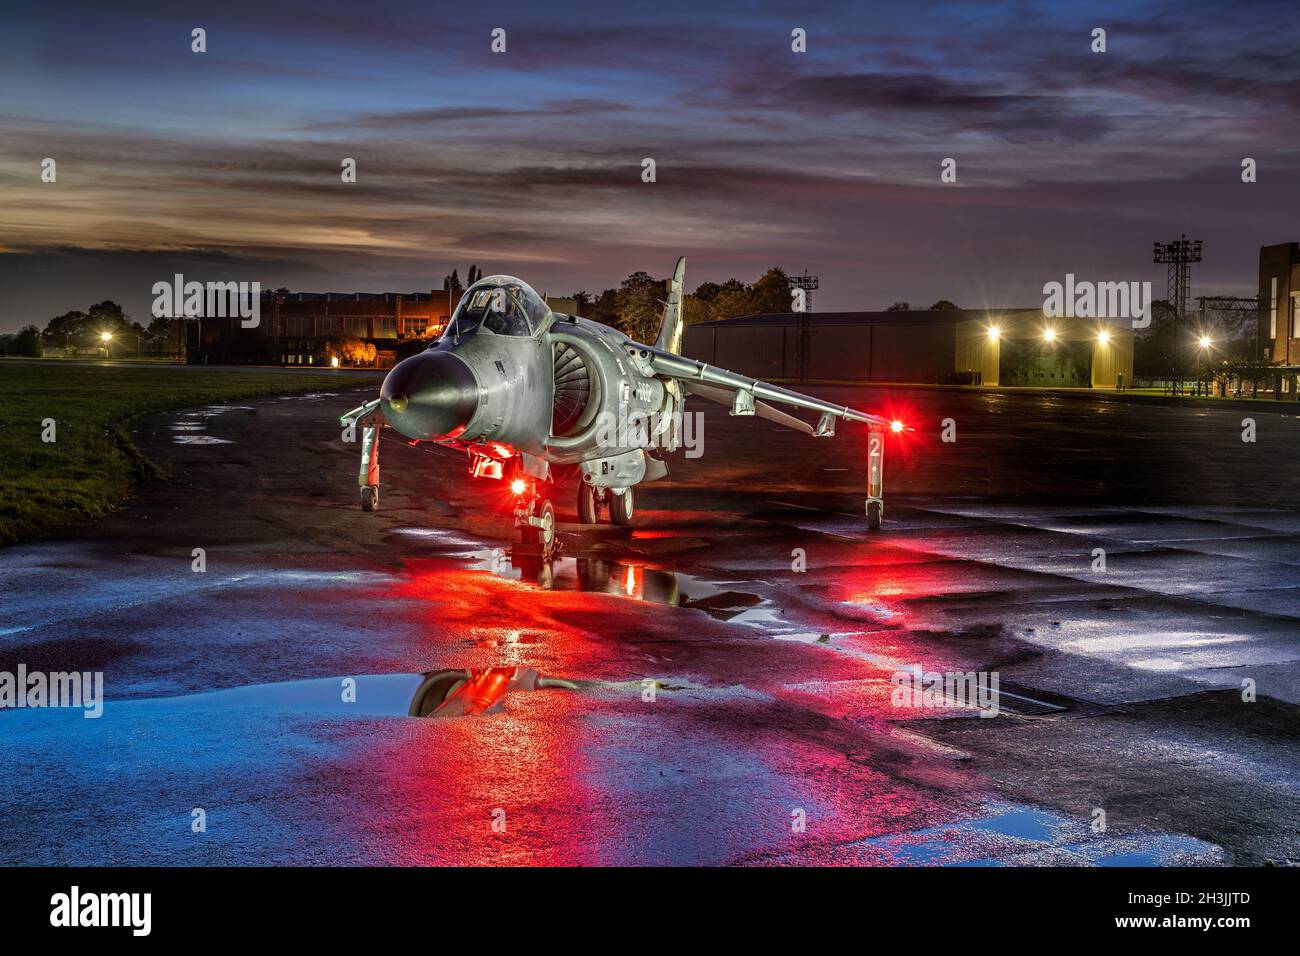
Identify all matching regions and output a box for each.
[866,500,882,530]
[609,487,634,526]
[521,498,558,559]
[577,482,600,525]
[361,485,379,512]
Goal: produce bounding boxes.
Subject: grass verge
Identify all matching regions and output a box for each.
[0,363,371,545]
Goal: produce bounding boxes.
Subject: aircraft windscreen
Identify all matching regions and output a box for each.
[441,281,546,341]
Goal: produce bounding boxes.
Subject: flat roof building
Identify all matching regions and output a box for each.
[682,308,1134,388]
[188,289,575,367]
[1259,243,1300,365]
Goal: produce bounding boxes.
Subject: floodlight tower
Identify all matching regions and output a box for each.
[789,271,820,382]
[789,270,820,314]
[1153,236,1202,388]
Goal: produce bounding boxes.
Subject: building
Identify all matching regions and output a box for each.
[1259,242,1300,365]
[188,290,457,366]
[682,308,1134,388]
[188,290,579,367]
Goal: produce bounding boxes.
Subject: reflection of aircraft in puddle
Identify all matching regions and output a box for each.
[341,257,908,559]
[157,668,577,719]
[505,554,681,606]
[409,666,577,718]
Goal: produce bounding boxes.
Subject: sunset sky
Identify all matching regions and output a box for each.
[2,0,1298,331]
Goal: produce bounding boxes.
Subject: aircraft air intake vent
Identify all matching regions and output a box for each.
[552,342,591,435]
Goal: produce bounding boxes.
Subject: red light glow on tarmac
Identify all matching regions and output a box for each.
[338,551,977,863]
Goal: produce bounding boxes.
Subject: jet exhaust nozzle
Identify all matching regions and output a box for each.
[380,351,479,440]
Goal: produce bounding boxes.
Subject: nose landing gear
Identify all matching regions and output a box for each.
[516,492,559,561]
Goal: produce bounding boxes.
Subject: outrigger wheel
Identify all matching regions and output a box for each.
[361,485,379,512]
[866,500,882,530]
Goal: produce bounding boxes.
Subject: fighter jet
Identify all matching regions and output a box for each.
[341,258,904,557]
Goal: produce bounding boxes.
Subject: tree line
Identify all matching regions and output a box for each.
[2,301,172,358]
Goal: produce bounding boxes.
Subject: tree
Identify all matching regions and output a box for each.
[1134,299,1179,379]
[325,337,376,367]
[614,271,665,343]
[749,267,794,314]
[9,325,43,357]
[929,299,959,311]
[43,310,89,349]
[711,279,756,321]
[885,301,911,312]
[87,300,129,328]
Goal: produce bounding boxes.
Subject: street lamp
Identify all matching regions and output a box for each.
[1198,335,1212,349]
[1097,330,1110,345]
[100,330,113,358]
[1042,327,1057,343]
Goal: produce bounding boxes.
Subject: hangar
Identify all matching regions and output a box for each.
[682,308,1134,388]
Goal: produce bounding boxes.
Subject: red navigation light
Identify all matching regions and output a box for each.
[890,420,905,433]
[510,478,528,496]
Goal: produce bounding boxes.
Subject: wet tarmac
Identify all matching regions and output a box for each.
[1,385,1298,865]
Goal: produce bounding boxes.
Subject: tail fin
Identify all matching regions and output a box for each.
[654,256,686,353]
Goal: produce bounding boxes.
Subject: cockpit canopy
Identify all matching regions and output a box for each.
[438,276,551,341]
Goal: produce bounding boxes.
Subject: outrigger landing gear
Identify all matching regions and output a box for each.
[866,427,885,531]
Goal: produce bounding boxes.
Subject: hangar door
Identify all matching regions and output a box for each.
[999,340,1092,387]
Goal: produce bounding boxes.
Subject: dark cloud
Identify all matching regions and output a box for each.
[3,0,1300,330]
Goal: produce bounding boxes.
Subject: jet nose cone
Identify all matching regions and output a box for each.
[381,351,479,440]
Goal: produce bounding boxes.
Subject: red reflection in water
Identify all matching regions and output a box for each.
[324,555,986,864]
[432,668,513,717]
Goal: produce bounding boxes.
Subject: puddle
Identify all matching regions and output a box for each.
[390,527,493,553]
[168,405,251,443]
[129,667,576,719]
[841,800,1218,866]
[471,549,762,618]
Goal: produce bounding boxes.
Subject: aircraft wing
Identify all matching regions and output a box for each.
[644,345,895,435]
[683,381,816,435]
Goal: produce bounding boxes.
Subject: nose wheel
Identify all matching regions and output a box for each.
[517,496,559,560]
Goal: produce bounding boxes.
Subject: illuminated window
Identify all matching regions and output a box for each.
[1270,277,1278,339]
